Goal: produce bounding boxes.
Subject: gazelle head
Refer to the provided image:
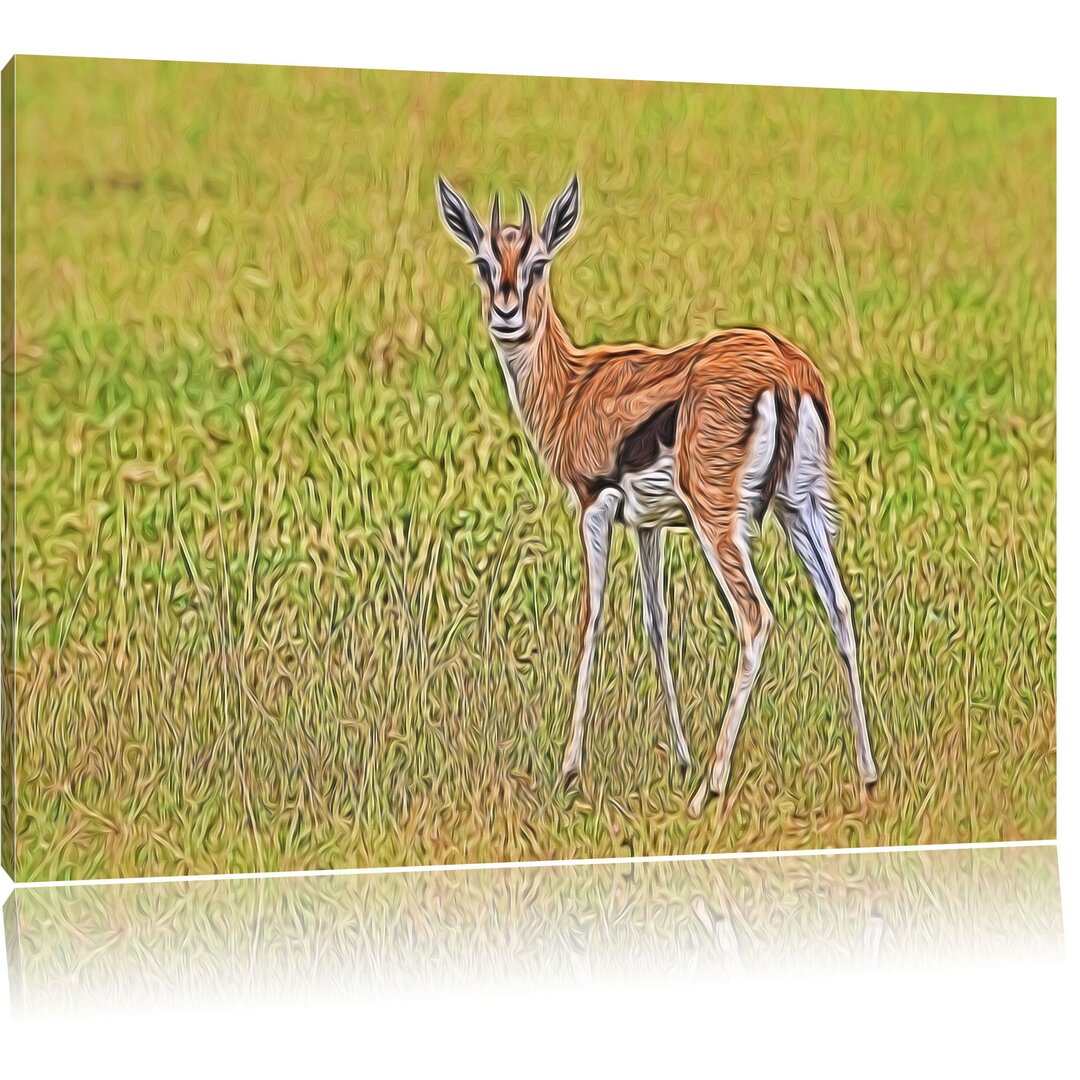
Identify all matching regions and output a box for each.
[437,175,580,346]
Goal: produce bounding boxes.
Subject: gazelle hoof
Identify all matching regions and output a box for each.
[860,774,879,808]
[559,763,581,790]
[688,781,713,819]
[658,739,692,773]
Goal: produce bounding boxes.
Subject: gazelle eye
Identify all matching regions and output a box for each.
[529,261,548,282]
[472,260,493,286]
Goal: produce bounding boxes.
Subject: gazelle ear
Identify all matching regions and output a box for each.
[437,176,483,254]
[541,175,580,253]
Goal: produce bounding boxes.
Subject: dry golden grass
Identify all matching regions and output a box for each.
[3,58,1055,880]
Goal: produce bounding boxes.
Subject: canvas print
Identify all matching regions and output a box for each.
[0,57,1055,881]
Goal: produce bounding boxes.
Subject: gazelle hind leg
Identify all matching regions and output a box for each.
[687,522,772,818]
[636,526,692,769]
[782,501,877,784]
[780,397,876,784]
[677,389,778,817]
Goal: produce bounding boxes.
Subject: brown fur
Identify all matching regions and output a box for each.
[511,301,832,523]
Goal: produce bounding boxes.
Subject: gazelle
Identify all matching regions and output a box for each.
[437,175,878,816]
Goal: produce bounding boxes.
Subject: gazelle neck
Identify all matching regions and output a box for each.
[490,291,578,468]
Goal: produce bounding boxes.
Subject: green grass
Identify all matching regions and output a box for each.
[4,57,1055,880]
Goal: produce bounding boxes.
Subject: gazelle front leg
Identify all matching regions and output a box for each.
[561,488,621,785]
[636,526,692,770]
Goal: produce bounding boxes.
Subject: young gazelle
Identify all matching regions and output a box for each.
[437,175,878,816]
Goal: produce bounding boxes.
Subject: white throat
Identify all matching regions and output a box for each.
[490,332,537,425]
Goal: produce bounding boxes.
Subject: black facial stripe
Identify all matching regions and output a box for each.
[520,273,535,315]
[519,261,547,312]
[474,261,497,306]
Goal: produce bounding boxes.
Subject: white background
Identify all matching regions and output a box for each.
[1,2,1075,1076]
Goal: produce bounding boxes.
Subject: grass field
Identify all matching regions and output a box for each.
[3,57,1056,880]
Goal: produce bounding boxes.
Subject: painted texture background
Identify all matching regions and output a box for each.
[4,57,1055,880]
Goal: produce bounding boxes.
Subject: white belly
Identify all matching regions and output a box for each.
[619,455,690,529]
